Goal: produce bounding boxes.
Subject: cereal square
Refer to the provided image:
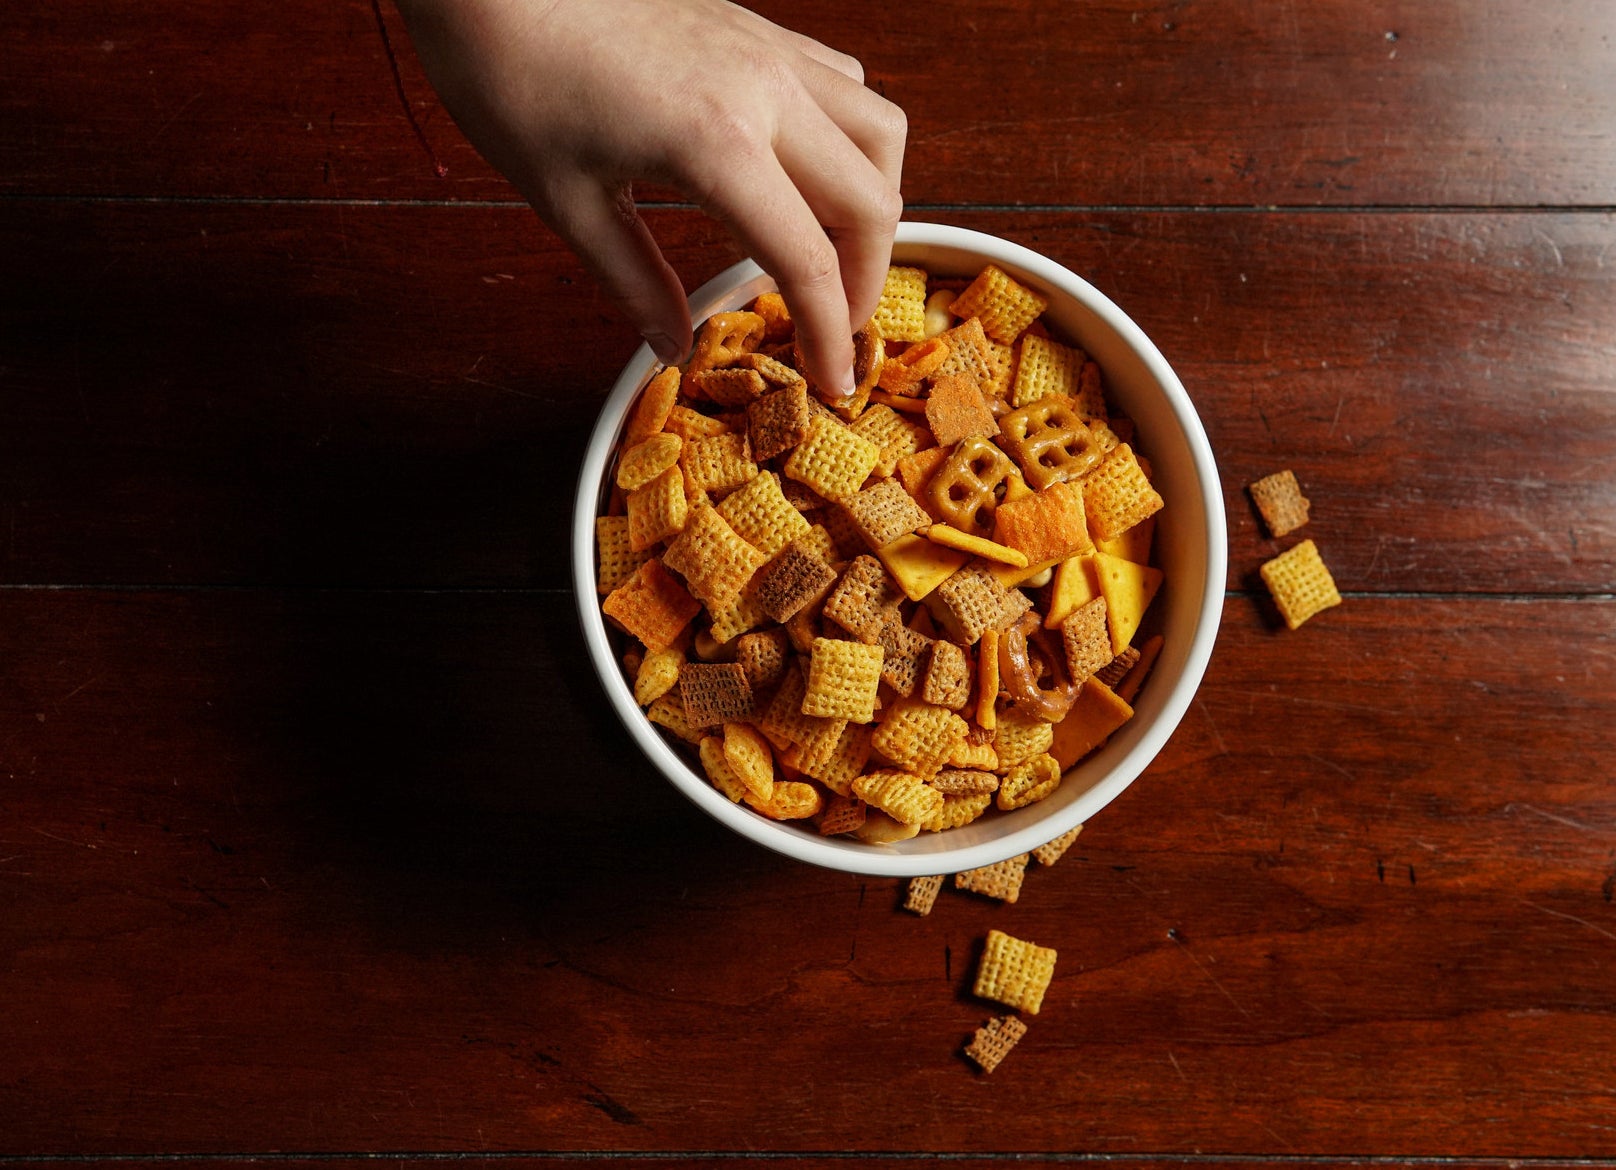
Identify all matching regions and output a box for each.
[964,1015,1028,1074]
[783,413,882,501]
[842,477,933,550]
[802,636,885,722]
[662,503,769,609]
[1031,823,1083,866]
[1061,596,1113,685]
[932,563,1033,644]
[754,541,838,622]
[903,873,945,915]
[974,928,1057,1014]
[601,559,700,651]
[874,265,929,342]
[626,463,689,551]
[715,470,812,557]
[949,265,1049,343]
[852,768,945,826]
[823,555,905,642]
[679,662,755,728]
[1260,538,1342,629]
[1249,468,1311,538]
[596,514,652,594]
[920,639,973,709]
[1081,443,1164,542]
[747,383,812,462]
[955,854,1029,903]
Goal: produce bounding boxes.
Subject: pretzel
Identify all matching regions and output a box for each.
[999,610,1079,723]
[925,436,1021,536]
[686,310,765,379]
[997,395,1104,490]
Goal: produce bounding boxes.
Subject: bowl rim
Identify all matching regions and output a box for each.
[573,220,1225,876]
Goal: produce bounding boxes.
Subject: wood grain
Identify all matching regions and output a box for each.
[3,204,1612,592]
[2,589,1612,1155]
[4,1,1614,206]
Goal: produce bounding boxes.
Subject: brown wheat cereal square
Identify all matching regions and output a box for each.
[932,563,1033,644]
[736,351,806,391]
[747,383,812,462]
[964,1015,1028,1074]
[930,768,1000,795]
[1031,824,1084,866]
[929,316,995,389]
[662,504,769,609]
[754,542,838,622]
[920,639,973,709]
[925,373,1000,448]
[678,661,754,728]
[1094,645,1141,688]
[974,929,1057,1014]
[601,559,701,651]
[781,477,829,513]
[735,628,791,691]
[1061,596,1113,686]
[955,854,1030,903]
[872,609,935,697]
[1249,469,1311,538]
[817,794,868,836]
[823,554,905,641]
[842,477,933,550]
[1260,538,1342,629]
[903,873,945,916]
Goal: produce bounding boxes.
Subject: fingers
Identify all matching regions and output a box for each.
[539,176,691,365]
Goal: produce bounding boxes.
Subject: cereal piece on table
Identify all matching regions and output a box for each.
[750,291,792,343]
[1249,469,1311,538]
[626,464,690,551]
[745,779,822,820]
[817,794,868,836]
[678,661,754,728]
[974,928,1057,1014]
[1010,333,1086,408]
[595,515,652,594]
[876,534,970,603]
[1082,443,1165,542]
[877,336,951,395]
[964,1015,1029,1074]
[854,809,921,845]
[955,854,1030,903]
[699,735,750,802]
[735,628,791,692]
[634,645,685,707]
[921,790,993,832]
[783,413,883,501]
[747,382,812,463]
[624,366,681,447]
[1093,550,1164,654]
[707,585,768,645]
[976,628,1001,731]
[1260,538,1342,629]
[874,265,930,343]
[997,752,1063,811]
[998,395,1105,490]
[647,692,703,744]
[926,436,1021,535]
[850,404,932,477]
[903,874,945,915]
[681,432,759,498]
[823,555,905,641]
[929,317,995,389]
[797,722,873,796]
[842,477,933,550]
[1061,596,1114,686]
[930,768,999,795]
[664,404,731,442]
[754,542,838,623]
[1094,644,1142,688]
[1031,824,1083,866]
[1116,634,1163,705]
[993,707,1055,769]
[853,768,945,826]
[663,504,769,609]
[722,721,776,801]
[921,640,974,709]
[687,310,765,376]
[991,480,1093,566]
[925,373,1000,448]
[689,366,767,407]
[715,470,812,557]
[802,637,885,722]
[1049,679,1134,770]
[924,524,1029,569]
[931,563,1033,644]
[871,697,970,776]
[615,431,684,492]
[602,559,701,651]
[872,609,934,697]
[949,265,1049,344]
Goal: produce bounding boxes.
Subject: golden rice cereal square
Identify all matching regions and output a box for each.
[920,639,974,709]
[601,558,701,651]
[715,470,812,557]
[624,366,681,447]
[1081,443,1165,542]
[871,697,970,776]
[1249,468,1311,538]
[798,721,874,796]
[1073,359,1108,420]
[948,737,999,771]
[817,794,868,836]
[993,707,1055,770]
[1260,538,1342,629]
[925,373,999,448]
[647,691,703,744]
[996,752,1063,811]
[850,404,933,478]
[872,609,935,697]
[1010,333,1087,408]
[707,583,769,645]
[596,514,652,594]
[747,383,813,463]
[1031,823,1083,866]
[783,413,882,501]
[689,365,766,407]
[903,873,945,915]
[626,464,690,551]
[633,645,685,707]
[681,431,759,497]
[754,542,838,623]
[802,637,885,722]
[991,481,1094,565]
[759,662,846,752]
[699,734,749,802]
[930,768,999,795]
[662,504,769,609]
[678,661,755,728]
[874,265,930,343]
[932,563,1033,644]
[921,790,993,832]
[974,929,1057,1014]
[823,554,905,642]
[616,431,684,492]
[955,854,1030,903]
[744,778,823,821]
[735,627,792,692]
[664,403,732,442]
[842,477,934,550]
[1061,596,1113,686]
[852,768,945,826]
[964,1015,1029,1074]
[949,265,1049,344]
[792,522,842,566]
[929,317,996,389]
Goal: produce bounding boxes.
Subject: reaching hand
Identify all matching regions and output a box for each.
[397,0,907,395]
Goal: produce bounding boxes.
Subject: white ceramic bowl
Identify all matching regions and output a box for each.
[574,222,1225,876]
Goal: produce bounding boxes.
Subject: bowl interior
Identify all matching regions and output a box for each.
[574,223,1224,876]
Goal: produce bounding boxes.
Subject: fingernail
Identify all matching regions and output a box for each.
[644,332,683,365]
[834,366,858,398]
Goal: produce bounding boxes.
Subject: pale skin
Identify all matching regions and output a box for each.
[395,0,907,395]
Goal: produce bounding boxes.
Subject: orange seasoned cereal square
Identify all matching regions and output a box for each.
[601,559,701,651]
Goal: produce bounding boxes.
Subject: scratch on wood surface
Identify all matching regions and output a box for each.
[1170,933,1254,1021]
[1194,697,1227,757]
[1506,802,1612,835]
[1167,1049,1188,1081]
[1519,899,1616,943]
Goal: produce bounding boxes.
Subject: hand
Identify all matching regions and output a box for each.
[396,0,907,395]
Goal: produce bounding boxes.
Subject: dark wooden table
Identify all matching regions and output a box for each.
[4,2,1614,1165]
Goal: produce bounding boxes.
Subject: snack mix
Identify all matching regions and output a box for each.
[598,262,1166,840]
